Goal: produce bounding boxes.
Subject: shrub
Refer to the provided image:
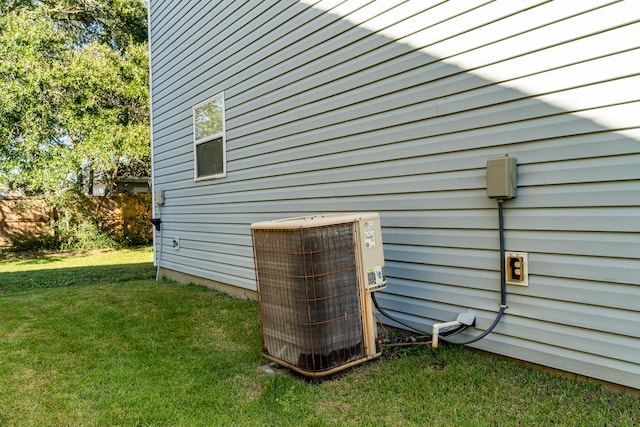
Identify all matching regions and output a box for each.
[54,216,120,250]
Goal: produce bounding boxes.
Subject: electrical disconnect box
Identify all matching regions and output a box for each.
[486,155,517,199]
[154,189,164,206]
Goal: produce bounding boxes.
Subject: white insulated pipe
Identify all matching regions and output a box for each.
[431,320,462,349]
[431,312,476,348]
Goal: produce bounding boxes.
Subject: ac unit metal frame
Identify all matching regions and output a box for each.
[251,213,386,377]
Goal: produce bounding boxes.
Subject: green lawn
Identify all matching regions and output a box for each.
[0,247,156,292]
[0,249,638,426]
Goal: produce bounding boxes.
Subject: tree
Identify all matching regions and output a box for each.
[0,0,149,195]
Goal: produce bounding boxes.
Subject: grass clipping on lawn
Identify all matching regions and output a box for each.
[0,249,638,426]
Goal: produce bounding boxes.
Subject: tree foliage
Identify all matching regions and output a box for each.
[0,0,149,195]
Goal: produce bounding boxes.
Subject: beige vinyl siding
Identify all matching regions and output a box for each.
[149,0,640,389]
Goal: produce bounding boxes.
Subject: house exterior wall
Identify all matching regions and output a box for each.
[149,0,640,389]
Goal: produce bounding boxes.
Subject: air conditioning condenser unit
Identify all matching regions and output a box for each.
[251,213,387,377]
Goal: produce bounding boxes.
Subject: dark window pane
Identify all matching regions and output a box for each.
[196,137,224,178]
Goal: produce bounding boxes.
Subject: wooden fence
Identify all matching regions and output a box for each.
[0,195,152,248]
[0,198,52,247]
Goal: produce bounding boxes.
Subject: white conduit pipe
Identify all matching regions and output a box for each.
[431,320,463,349]
[432,312,477,349]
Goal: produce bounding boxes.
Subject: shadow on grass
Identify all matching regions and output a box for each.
[1,255,65,266]
[0,251,63,264]
[0,263,156,293]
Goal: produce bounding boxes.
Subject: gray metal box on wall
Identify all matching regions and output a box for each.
[486,156,517,199]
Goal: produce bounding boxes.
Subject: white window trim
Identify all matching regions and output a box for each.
[192,92,226,181]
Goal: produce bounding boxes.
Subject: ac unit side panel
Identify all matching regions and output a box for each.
[356,215,387,291]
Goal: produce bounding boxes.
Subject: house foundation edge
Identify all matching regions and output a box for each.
[158,267,257,300]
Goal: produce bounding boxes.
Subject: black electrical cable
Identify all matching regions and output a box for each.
[371,291,432,336]
[441,199,507,345]
[373,199,508,346]
[371,292,467,338]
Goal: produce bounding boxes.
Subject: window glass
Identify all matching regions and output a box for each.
[193,93,225,180]
[196,137,224,177]
[194,97,223,140]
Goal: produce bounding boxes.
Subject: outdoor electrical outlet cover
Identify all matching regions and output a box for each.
[173,237,180,250]
[505,251,528,286]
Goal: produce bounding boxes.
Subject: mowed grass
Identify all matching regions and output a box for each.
[0,247,156,292]
[0,249,638,425]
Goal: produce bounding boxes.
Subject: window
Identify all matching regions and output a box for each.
[193,93,226,180]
